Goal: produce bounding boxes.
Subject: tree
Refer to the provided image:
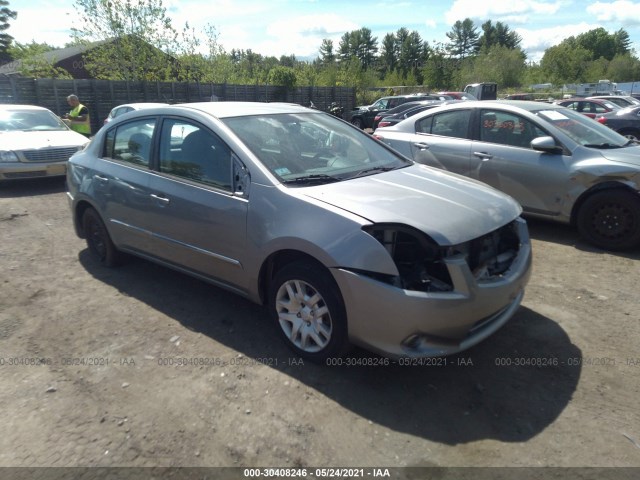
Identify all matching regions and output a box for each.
[319,39,335,65]
[398,30,427,82]
[607,53,640,82]
[479,21,522,52]
[446,18,480,59]
[468,45,526,87]
[422,43,458,90]
[337,28,378,69]
[541,42,591,84]
[0,0,17,63]
[71,0,179,80]
[378,33,397,77]
[576,27,617,61]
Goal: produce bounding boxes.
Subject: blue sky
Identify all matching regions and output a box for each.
[10,0,640,62]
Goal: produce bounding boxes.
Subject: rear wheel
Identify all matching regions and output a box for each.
[576,190,640,251]
[82,207,121,266]
[351,117,364,129]
[269,262,349,362]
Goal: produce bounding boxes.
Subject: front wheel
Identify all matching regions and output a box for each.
[269,262,350,362]
[576,190,640,251]
[82,207,121,266]
[618,128,640,142]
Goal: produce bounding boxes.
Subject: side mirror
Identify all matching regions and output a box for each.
[233,155,250,198]
[531,136,562,154]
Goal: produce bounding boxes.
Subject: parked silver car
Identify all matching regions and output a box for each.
[374,100,640,251]
[67,102,531,361]
[0,105,89,181]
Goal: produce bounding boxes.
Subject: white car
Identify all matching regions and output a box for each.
[0,105,89,181]
[104,102,169,125]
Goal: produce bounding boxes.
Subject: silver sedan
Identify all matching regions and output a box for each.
[375,100,640,251]
[67,102,531,361]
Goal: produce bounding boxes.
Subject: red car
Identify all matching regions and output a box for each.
[554,98,620,119]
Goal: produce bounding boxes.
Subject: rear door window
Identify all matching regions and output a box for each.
[103,118,156,168]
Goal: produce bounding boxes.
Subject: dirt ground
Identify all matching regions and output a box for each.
[0,177,639,474]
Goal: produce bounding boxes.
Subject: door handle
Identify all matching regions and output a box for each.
[473,152,493,161]
[413,142,430,150]
[150,193,170,206]
[94,174,109,182]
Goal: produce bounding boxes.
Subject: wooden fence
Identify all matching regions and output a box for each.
[0,77,356,134]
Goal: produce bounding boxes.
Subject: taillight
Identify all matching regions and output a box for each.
[374,115,381,122]
[597,116,606,124]
[378,121,391,128]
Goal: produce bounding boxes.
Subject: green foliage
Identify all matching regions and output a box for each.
[606,53,640,82]
[8,41,57,59]
[446,18,480,59]
[465,45,526,88]
[17,54,73,79]
[268,66,297,88]
[541,42,592,84]
[71,0,179,80]
[0,0,17,62]
[12,4,640,95]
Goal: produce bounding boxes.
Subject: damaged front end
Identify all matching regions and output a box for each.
[361,218,525,293]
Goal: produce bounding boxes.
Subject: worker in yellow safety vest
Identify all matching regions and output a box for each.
[63,94,91,137]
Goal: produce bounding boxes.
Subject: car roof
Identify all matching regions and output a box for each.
[418,100,566,113]
[114,102,169,109]
[0,104,50,111]
[173,101,313,118]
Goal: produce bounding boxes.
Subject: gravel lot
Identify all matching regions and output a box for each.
[0,177,639,476]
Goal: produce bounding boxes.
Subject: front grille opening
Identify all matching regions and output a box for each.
[451,221,520,280]
[22,147,78,163]
[365,225,453,292]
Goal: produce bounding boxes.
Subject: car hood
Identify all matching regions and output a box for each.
[597,146,640,167]
[0,130,88,150]
[301,165,522,245]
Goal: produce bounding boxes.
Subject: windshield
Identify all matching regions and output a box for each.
[535,108,628,147]
[0,109,69,132]
[223,112,411,185]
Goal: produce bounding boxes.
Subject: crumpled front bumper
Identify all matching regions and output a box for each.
[332,219,532,359]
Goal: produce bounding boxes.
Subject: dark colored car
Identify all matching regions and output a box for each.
[348,94,436,130]
[372,99,450,130]
[376,102,450,128]
[597,106,640,141]
[555,98,620,119]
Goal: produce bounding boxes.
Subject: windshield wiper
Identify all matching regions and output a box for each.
[584,143,623,149]
[346,166,399,179]
[282,173,341,185]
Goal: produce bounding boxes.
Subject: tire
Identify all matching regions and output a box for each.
[82,207,121,266]
[269,262,350,362]
[351,117,364,129]
[618,129,640,142]
[576,190,640,251]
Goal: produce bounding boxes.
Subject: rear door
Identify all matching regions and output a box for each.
[407,109,474,176]
[93,117,159,253]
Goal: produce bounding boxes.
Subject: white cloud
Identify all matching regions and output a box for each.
[445,0,562,24]
[587,1,640,26]
[258,14,360,57]
[517,22,600,61]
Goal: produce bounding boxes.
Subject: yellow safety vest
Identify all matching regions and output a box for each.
[69,103,91,135]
